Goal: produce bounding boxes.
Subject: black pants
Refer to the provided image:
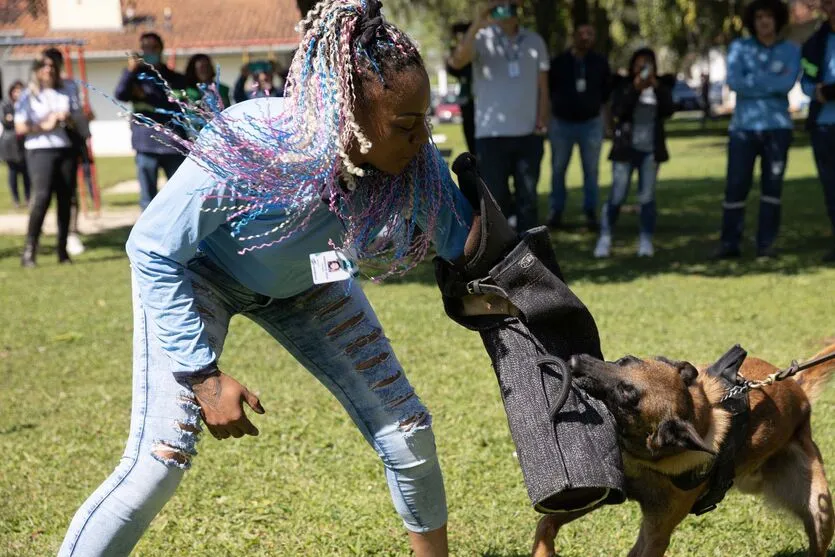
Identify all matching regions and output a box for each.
[476,135,545,232]
[461,101,476,155]
[25,148,77,257]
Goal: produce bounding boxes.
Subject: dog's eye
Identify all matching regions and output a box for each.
[615,382,641,407]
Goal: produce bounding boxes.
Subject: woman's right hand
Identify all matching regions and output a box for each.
[189,370,265,439]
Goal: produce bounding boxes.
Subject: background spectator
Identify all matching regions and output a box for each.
[233,60,284,104]
[42,48,93,256]
[801,0,835,263]
[548,20,611,231]
[449,0,550,232]
[594,47,674,259]
[714,0,800,260]
[114,32,188,211]
[445,21,476,154]
[1,81,30,209]
[14,59,77,267]
[185,53,232,108]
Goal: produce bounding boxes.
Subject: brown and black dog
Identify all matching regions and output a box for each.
[531,343,835,557]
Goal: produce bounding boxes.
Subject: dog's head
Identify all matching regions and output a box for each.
[570,353,735,469]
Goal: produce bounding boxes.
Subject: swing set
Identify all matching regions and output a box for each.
[1,36,101,215]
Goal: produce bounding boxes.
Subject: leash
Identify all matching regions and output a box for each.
[722,351,835,402]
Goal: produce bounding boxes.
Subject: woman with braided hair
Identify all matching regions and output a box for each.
[58,1,471,554]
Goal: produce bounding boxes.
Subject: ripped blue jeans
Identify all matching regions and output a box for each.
[59,256,446,556]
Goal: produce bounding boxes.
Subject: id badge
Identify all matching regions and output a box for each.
[508,60,520,79]
[310,250,358,285]
[576,78,587,93]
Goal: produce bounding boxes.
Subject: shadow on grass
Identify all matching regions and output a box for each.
[0,226,133,262]
[771,551,835,557]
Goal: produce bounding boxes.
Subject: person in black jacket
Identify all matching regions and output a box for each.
[594,47,673,259]
[801,0,835,263]
[1,81,30,209]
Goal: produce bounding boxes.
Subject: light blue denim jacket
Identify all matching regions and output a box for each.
[801,32,835,126]
[126,98,473,374]
[727,37,801,131]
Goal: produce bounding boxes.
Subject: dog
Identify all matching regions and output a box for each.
[531,343,835,557]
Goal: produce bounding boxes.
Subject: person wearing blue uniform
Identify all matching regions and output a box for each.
[714,0,800,259]
[58,2,472,555]
[802,0,835,263]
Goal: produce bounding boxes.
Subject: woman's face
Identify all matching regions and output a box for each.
[354,66,431,176]
[754,9,776,39]
[10,85,22,102]
[632,55,652,76]
[195,58,214,83]
[36,63,57,88]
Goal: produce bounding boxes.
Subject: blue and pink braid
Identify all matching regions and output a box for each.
[126,0,465,280]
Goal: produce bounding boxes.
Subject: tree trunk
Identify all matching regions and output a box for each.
[572,0,589,25]
[531,0,561,52]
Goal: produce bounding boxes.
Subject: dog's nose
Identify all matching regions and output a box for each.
[569,355,583,371]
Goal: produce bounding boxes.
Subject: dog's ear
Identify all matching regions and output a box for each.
[656,357,699,386]
[678,363,699,386]
[648,418,716,456]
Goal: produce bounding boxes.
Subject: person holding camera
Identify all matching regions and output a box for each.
[14,58,77,267]
[593,48,674,259]
[713,0,800,260]
[547,20,611,232]
[115,32,189,211]
[448,0,550,232]
[233,61,284,104]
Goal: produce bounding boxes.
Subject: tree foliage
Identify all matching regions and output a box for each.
[293,0,774,73]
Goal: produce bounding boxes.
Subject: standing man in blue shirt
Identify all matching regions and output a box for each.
[547,20,611,231]
[714,0,800,259]
[801,0,835,263]
[115,33,189,211]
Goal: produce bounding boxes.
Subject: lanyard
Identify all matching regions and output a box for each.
[497,27,524,63]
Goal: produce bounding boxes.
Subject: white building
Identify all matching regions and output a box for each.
[1,0,301,156]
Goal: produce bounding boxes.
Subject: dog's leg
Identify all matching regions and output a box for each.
[627,491,698,557]
[760,422,835,557]
[531,508,596,557]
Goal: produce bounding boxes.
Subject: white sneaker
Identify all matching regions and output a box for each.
[637,235,654,257]
[66,233,85,256]
[594,234,612,258]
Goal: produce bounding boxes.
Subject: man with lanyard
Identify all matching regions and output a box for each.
[547,20,611,232]
[448,0,550,232]
[801,0,835,263]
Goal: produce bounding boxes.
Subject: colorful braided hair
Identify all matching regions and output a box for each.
[129,0,463,280]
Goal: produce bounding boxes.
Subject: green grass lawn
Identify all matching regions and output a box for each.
[1,120,835,556]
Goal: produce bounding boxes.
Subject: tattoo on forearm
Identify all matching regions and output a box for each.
[192,375,222,411]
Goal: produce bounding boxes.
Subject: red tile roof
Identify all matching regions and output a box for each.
[1,0,302,57]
